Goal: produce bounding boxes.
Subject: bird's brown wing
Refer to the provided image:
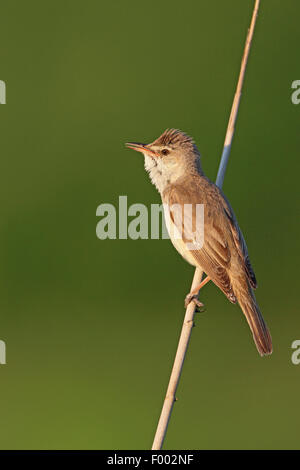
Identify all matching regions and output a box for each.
[165,184,237,303]
[220,191,257,289]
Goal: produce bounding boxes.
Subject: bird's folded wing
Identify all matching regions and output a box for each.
[165,185,237,303]
[221,193,257,289]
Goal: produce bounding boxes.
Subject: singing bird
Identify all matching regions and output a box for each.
[126,129,272,356]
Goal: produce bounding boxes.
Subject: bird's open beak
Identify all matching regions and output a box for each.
[126,142,158,157]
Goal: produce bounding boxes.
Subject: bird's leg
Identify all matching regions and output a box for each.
[184,276,211,309]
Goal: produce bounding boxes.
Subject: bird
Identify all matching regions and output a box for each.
[126,128,272,356]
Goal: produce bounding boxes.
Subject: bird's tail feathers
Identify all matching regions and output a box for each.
[235,286,272,356]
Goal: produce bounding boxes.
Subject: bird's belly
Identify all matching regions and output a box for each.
[163,208,198,267]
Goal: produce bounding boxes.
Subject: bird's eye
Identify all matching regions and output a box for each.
[161,148,169,156]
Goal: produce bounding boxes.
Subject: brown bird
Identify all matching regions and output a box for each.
[126,129,272,356]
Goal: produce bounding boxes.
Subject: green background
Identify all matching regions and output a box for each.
[0,0,299,450]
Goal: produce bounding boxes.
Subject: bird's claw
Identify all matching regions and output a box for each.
[184,293,205,311]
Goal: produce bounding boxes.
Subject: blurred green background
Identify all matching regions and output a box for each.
[0,0,299,450]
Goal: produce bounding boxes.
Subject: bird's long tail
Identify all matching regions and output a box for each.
[235,286,272,356]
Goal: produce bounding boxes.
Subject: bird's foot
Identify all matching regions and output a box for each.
[184,293,205,311]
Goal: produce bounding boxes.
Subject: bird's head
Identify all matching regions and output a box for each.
[126,129,202,193]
